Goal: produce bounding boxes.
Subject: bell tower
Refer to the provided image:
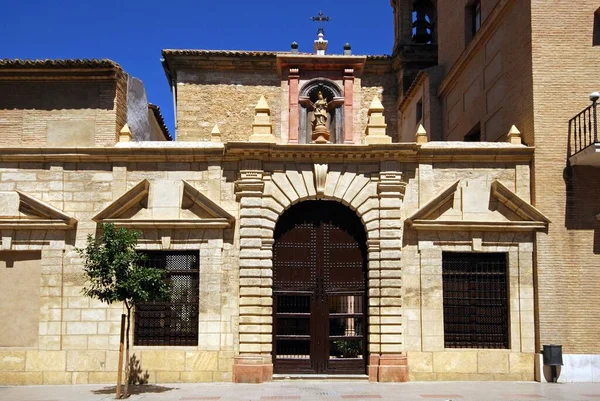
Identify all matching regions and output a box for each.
[391,0,438,97]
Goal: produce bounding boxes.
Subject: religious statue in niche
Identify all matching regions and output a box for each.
[300,88,344,144]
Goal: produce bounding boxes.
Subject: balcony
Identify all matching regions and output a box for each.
[569,93,599,166]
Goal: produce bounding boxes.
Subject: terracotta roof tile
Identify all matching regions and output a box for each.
[161,49,390,59]
[0,58,122,70]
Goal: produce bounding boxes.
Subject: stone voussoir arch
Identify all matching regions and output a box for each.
[234,161,406,383]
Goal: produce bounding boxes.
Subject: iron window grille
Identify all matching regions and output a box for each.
[442,252,509,349]
[134,251,199,346]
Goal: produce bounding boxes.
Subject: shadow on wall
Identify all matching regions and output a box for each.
[128,353,149,385]
[0,81,114,110]
[92,354,176,395]
[564,165,600,254]
[564,165,600,229]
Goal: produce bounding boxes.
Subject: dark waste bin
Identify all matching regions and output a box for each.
[542,344,563,382]
[542,344,564,366]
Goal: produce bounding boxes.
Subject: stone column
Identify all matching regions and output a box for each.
[343,69,355,144]
[288,69,300,144]
[373,160,408,382]
[367,239,382,382]
[233,160,273,383]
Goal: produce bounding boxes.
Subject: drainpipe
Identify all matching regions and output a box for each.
[171,79,177,131]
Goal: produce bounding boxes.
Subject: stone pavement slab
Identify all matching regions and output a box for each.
[1,381,600,401]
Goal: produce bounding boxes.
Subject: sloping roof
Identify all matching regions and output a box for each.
[162,49,280,58]
[148,104,173,141]
[161,49,391,59]
[0,58,122,70]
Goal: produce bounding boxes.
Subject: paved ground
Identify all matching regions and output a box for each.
[1,381,600,401]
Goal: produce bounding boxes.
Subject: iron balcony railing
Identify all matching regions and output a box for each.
[569,94,598,157]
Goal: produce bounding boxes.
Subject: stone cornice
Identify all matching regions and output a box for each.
[276,54,368,75]
[0,142,534,164]
[408,220,547,232]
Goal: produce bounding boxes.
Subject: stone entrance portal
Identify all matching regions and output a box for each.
[272,201,367,375]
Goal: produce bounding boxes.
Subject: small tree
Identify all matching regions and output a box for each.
[78,223,169,398]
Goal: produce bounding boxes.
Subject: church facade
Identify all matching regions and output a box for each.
[0,0,598,385]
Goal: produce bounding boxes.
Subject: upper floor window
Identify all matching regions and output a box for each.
[134,251,200,346]
[416,99,423,126]
[465,0,482,45]
[594,8,600,46]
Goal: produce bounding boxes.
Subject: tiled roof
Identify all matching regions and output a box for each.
[0,58,122,69]
[148,104,173,141]
[161,49,391,59]
[162,49,279,57]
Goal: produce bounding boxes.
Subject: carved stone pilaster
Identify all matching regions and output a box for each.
[378,161,406,199]
[235,160,265,200]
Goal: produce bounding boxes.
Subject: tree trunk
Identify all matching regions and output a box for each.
[116,314,126,399]
[123,305,131,398]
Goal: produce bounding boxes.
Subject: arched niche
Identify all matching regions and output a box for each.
[412,0,436,44]
[299,79,344,144]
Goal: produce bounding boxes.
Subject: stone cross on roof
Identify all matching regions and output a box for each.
[311,11,330,35]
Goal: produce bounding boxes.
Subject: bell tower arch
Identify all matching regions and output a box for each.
[390,0,438,96]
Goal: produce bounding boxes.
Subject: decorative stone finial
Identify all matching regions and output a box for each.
[507,125,522,145]
[416,124,428,144]
[365,96,391,145]
[291,42,299,54]
[344,43,352,55]
[211,124,222,143]
[314,32,329,55]
[119,124,133,142]
[249,96,276,143]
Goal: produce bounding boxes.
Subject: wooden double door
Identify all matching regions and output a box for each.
[272,201,367,374]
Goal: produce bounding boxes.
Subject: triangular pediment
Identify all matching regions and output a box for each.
[406,180,549,231]
[93,179,234,229]
[0,191,77,229]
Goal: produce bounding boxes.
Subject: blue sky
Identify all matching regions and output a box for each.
[1,0,394,135]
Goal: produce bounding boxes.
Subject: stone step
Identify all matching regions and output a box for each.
[272,374,369,381]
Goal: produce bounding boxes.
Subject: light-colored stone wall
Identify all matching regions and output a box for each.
[0,160,239,385]
[174,68,397,145]
[401,161,536,380]
[175,70,281,143]
[530,0,600,355]
[0,252,42,347]
[0,142,537,384]
[0,80,121,147]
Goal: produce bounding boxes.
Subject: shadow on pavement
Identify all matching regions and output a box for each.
[92,385,177,395]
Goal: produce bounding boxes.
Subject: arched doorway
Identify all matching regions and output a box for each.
[272,201,368,375]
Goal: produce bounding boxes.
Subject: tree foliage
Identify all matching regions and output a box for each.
[78,223,169,307]
[77,223,169,398]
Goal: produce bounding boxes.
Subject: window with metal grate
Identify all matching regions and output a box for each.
[442,252,509,349]
[134,251,199,346]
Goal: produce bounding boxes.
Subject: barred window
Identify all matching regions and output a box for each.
[134,251,199,346]
[442,252,509,349]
